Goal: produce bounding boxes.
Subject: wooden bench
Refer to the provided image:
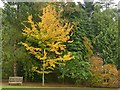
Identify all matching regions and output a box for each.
[8,77,23,85]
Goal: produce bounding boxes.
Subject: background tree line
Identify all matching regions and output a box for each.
[2,1,119,87]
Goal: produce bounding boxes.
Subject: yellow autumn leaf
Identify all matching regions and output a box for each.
[68,40,74,43]
[28,15,32,21]
[54,50,61,55]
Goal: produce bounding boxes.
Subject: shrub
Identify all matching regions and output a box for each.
[88,55,118,87]
[88,55,103,86]
[118,69,120,86]
[102,64,118,87]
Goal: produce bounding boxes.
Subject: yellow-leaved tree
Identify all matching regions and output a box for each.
[21,5,74,86]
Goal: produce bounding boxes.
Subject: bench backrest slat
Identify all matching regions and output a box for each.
[9,77,23,82]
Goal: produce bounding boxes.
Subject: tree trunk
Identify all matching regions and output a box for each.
[24,67,27,82]
[13,41,17,77]
[63,74,65,84]
[42,61,45,86]
[13,60,17,77]
[42,71,45,86]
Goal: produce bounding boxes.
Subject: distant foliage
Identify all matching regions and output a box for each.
[57,3,93,85]
[92,6,118,65]
[2,2,48,80]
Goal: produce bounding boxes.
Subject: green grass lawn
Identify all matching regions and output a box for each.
[0,85,120,90]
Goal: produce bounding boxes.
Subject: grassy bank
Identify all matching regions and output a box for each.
[0,85,120,90]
